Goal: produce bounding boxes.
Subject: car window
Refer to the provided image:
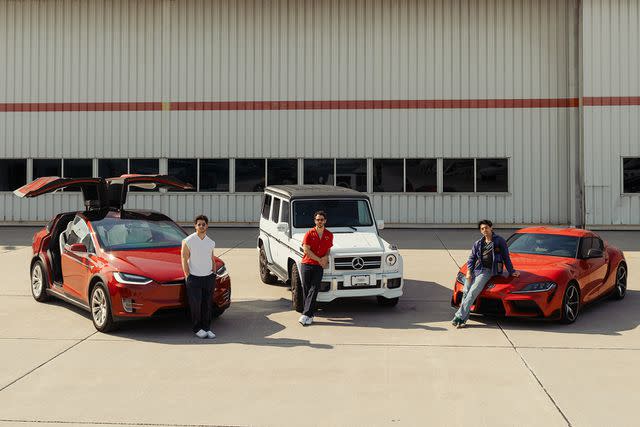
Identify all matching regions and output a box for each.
[271,198,281,223]
[593,238,604,251]
[281,201,290,223]
[67,217,95,253]
[508,233,579,258]
[579,237,593,258]
[262,195,272,219]
[292,199,373,228]
[92,218,186,250]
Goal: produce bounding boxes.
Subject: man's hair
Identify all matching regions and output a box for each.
[478,219,493,229]
[194,214,209,225]
[314,210,327,219]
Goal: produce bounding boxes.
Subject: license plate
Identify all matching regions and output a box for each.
[349,275,370,287]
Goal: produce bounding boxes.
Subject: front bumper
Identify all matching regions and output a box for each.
[109,275,231,318]
[315,273,403,302]
[451,280,562,318]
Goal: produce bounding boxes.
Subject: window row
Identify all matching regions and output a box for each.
[0,157,512,193]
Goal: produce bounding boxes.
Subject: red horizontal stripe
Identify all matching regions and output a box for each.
[0,98,580,112]
[583,97,640,106]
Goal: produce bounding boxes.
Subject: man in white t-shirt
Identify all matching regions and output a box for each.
[181,215,217,339]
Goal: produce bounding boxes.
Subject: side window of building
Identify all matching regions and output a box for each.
[281,201,290,223]
[373,159,403,192]
[168,159,197,191]
[443,159,474,192]
[623,158,640,193]
[271,198,281,223]
[476,158,508,192]
[262,195,272,219]
[33,159,62,179]
[236,159,266,192]
[0,159,27,191]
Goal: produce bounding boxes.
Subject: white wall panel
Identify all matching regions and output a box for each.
[1,0,577,224]
[582,0,640,226]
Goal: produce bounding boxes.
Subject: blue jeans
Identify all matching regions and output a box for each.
[455,269,492,322]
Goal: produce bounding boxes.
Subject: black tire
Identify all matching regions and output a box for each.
[212,305,226,318]
[611,263,627,300]
[290,264,304,313]
[30,261,50,302]
[377,296,399,307]
[90,283,116,333]
[560,283,580,324]
[259,247,279,284]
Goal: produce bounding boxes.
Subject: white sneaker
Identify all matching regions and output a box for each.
[206,330,216,339]
[195,329,208,339]
[298,315,309,325]
[305,316,313,325]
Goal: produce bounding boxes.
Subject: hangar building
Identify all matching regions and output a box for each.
[1,0,638,227]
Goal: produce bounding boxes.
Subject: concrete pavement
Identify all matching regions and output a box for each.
[0,227,638,426]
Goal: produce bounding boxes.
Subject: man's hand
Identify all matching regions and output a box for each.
[320,256,329,269]
[511,271,520,277]
[465,272,472,280]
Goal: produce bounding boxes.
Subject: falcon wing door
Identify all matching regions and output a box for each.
[105,174,194,208]
[14,177,107,209]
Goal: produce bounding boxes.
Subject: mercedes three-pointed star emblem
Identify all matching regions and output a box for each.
[352,257,365,270]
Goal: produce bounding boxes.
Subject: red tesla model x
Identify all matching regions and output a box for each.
[451,227,627,323]
[15,175,231,332]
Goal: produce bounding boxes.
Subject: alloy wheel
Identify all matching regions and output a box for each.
[31,264,43,297]
[564,286,579,322]
[91,287,107,327]
[616,265,627,297]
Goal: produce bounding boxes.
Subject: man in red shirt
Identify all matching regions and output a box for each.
[299,210,333,326]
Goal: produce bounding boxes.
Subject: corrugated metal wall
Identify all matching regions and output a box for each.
[0,0,577,224]
[582,0,640,226]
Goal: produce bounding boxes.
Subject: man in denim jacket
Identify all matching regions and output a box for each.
[452,219,520,328]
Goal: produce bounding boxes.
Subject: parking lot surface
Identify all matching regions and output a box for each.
[0,227,638,426]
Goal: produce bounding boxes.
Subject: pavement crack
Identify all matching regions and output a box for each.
[218,237,254,256]
[433,230,461,268]
[0,331,98,393]
[497,320,572,426]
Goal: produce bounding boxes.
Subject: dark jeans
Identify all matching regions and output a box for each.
[186,273,215,333]
[301,263,323,317]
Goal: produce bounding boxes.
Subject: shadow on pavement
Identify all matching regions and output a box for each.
[496,289,640,336]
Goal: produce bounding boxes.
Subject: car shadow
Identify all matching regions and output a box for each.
[102,298,332,348]
[494,289,640,336]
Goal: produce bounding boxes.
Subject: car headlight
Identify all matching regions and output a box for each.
[113,272,153,285]
[511,281,557,293]
[385,254,397,266]
[456,272,466,284]
[216,264,229,278]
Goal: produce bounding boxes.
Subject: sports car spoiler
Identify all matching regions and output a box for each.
[14,175,193,210]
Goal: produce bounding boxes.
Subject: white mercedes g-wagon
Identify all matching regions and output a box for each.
[257,185,403,312]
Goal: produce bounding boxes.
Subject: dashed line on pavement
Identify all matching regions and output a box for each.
[0,331,98,393]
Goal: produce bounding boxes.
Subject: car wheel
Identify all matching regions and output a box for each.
[259,247,279,284]
[560,283,580,324]
[212,305,226,318]
[612,263,627,300]
[90,283,116,333]
[377,296,399,307]
[31,261,50,302]
[290,264,304,313]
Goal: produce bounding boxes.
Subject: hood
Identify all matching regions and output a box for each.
[460,253,576,287]
[293,231,385,253]
[106,247,185,283]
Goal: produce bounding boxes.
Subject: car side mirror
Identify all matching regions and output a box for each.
[276,222,289,233]
[376,220,385,230]
[68,243,87,253]
[587,248,603,258]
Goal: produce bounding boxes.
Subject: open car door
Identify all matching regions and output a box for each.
[105,174,194,209]
[14,177,107,209]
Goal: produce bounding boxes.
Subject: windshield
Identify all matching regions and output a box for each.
[293,199,373,228]
[92,218,187,250]
[507,233,579,258]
